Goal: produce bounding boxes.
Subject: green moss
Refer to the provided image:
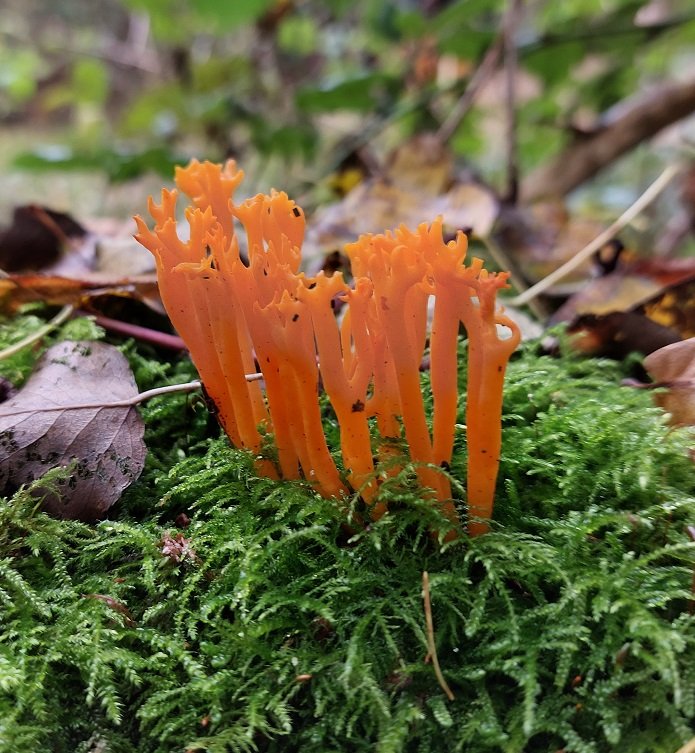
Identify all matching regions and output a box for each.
[0,337,693,752]
[0,306,106,384]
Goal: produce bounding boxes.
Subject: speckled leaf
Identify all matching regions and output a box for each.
[0,340,146,519]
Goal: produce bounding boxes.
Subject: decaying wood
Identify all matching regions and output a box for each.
[521,76,695,201]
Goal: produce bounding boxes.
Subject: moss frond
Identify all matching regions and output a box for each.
[0,338,693,752]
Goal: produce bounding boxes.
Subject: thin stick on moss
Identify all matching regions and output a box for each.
[0,375,262,416]
[0,304,74,360]
[422,570,455,702]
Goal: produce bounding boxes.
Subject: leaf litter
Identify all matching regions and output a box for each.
[644,337,695,427]
[0,340,146,520]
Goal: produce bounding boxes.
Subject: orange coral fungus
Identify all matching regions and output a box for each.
[135,159,520,536]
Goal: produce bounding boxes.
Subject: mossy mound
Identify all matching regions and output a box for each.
[1,337,694,752]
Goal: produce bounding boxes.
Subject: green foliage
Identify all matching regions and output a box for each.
[296,73,399,115]
[1,341,694,752]
[12,144,185,182]
[6,0,694,188]
[0,48,42,108]
[0,307,106,384]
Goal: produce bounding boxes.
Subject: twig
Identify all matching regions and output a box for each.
[0,374,262,417]
[675,737,695,753]
[0,26,161,74]
[0,305,74,361]
[88,313,186,350]
[510,162,682,307]
[503,0,522,203]
[422,571,455,701]
[521,79,695,201]
[437,34,504,144]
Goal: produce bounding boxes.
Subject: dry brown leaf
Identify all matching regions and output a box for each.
[0,340,146,520]
[0,272,161,314]
[553,258,695,324]
[643,337,695,425]
[304,177,498,264]
[494,199,606,288]
[301,134,499,265]
[0,205,91,273]
[384,133,454,196]
[567,311,681,359]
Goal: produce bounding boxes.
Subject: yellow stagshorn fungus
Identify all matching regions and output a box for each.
[135,160,520,536]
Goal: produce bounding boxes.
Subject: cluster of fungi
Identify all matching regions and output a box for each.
[135,160,520,537]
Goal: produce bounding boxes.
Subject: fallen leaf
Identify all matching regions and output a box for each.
[643,337,695,426]
[0,205,89,272]
[384,133,454,197]
[567,311,682,359]
[639,278,695,340]
[303,135,499,265]
[494,199,606,286]
[552,257,695,325]
[0,272,161,314]
[0,340,146,520]
[304,177,498,264]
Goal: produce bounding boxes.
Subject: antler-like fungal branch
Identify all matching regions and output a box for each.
[135,160,520,536]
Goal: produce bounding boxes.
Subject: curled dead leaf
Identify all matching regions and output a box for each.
[0,340,146,519]
[0,272,161,315]
[0,205,89,273]
[643,337,695,426]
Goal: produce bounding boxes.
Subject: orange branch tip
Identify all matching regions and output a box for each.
[135,160,520,535]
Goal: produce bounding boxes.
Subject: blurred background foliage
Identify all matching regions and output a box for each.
[1,0,695,215]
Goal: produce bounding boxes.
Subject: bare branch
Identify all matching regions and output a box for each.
[437,35,504,144]
[89,313,186,351]
[521,77,695,201]
[503,0,523,203]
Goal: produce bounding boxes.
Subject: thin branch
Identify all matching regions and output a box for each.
[478,234,525,294]
[0,374,262,418]
[89,313,187,351]
[0,26,161,74]
[28,205,81,251]
[675,737,695,753]
[511,163,682,307]
[422,571,455,701]
[518,12,695,56]
[503,0,522,203]
[437,34,504,144]
[521,77,695,201]
[0,305,74,361]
